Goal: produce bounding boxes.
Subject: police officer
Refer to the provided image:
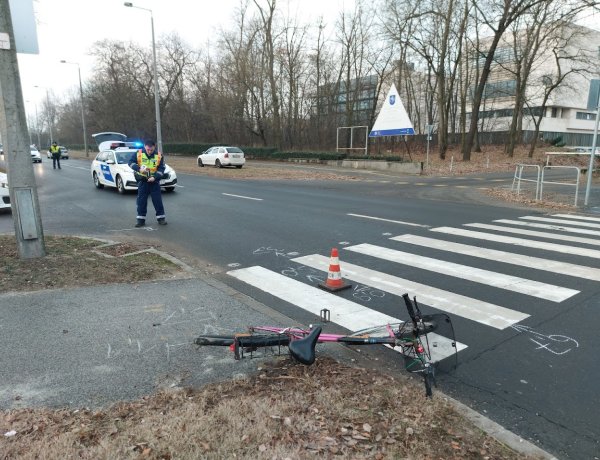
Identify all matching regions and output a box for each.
[129,139,167,227]
[49,141,61,169]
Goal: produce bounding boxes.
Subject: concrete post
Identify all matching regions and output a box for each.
[0,0,46,258]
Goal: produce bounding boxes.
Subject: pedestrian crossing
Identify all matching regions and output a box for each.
[227,213,600,363]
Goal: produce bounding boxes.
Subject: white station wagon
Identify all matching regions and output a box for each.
[197,146,245,168]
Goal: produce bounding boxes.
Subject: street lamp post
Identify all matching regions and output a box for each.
[60,60,89,157]
[124,2,163,153]
[33,85,53,145]
[34,103,41,148]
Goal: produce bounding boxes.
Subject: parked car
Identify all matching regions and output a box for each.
[197,146,245,168]
[91,147,177,194]
[47,146,69,159]
[31,147,42,163]
[0,172,10,212]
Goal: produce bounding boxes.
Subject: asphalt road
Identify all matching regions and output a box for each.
[1,156,599,459]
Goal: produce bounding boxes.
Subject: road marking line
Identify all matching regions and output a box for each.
[464,223,600,247]
[344,243,578,302]
[347,213,430,228]
[494,219,600,237]
[392,234,600,282]
[519,216,600,229]
[292,255,528,329]
[431,226,600,259]
[227,266,465,361]
[552,213,600,223]
[222,193,263,201]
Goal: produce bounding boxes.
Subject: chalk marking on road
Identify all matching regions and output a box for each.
[392,234,600,282]
[222,193,263,201]
[227,265,466,361]
[510,325,579,355]
[292,254,528,329]
[347,213,430,228]
[431,226,600,259]
[345,243,578,302]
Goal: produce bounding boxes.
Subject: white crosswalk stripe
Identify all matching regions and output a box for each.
[431,226,600,259]
[391,234,600,282]
[227,265,465,362]
[465,222,600,246]
[344,243,578,302]
[519,215,600,229]
[291,254,529,329]
[493,219,600,237]
[552,213,600,223]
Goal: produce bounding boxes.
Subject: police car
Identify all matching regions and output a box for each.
[90,133,177,194]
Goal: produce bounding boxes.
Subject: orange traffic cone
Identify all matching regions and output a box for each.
[319,248,352,292]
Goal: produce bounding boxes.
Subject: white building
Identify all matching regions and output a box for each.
[469,23,600,146]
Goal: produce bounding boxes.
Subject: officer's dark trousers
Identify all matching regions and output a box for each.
[136,180,165,221]
[52,154,61,169]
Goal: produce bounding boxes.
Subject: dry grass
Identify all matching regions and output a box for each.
[1,357,532,459]
[0,236,184,293]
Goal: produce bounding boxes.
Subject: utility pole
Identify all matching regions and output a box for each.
[0,0,46,258]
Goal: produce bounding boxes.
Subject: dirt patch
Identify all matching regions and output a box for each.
[0,236,185,294]
[0,356,532,459]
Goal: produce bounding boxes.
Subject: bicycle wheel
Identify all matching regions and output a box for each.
[194,335,236,346]
[350,319,437,339]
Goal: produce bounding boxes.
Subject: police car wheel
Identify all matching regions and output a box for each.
[116,176,126,194]
[93,172,104,189]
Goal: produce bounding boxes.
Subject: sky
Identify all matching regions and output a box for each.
[12,0,600,119]
[15,0,355,116]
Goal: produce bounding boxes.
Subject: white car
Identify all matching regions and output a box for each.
[197,146,245,168]
[0,172,10,212]
[91,147,177,194]
[31,147,42,163]
[46,146,69,159]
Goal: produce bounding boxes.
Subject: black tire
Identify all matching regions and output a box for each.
[215,159,222,168]
[116,175,126,194]
[198,158,204,167]
[93,172,104,189]
[236,165,243,169]
[164,187,175,193]
[194,335,235,346]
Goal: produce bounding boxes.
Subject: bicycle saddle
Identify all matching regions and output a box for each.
[288,326,321,365]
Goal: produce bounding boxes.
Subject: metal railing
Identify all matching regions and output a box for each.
[540,166,581,206]
[512,164,541,200]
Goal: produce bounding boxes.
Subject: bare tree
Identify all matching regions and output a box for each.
[253,0,283,147]
[462,0,550,161]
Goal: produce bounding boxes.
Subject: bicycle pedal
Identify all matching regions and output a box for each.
[320,308,330,322]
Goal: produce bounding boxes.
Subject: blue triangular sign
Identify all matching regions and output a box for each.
[369,83,415,137]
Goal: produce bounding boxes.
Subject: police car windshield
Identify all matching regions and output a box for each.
[116,151,134,164]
